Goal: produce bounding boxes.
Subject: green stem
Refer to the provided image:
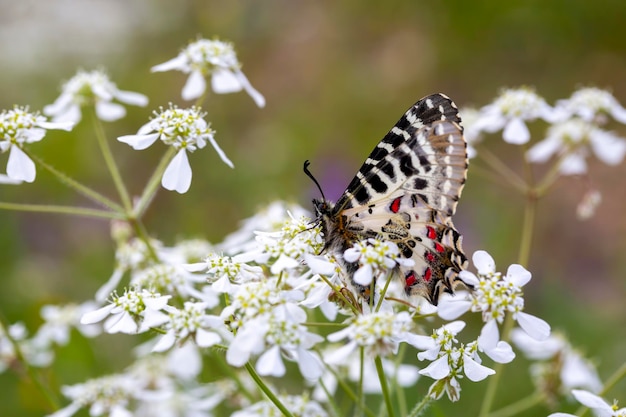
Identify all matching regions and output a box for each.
[0,201,123,219]
[375,356,396,417]
[128,217,159,261]
[407,394,432,417]
[91,109,132,211]
[479,314,515,417]
[324,358,376,417]
[133,147,176,218]
[0,312,60,411]
[517,192,537,267]
[25,150,124,212]
[244,362,294,417]
[487,391,545,417]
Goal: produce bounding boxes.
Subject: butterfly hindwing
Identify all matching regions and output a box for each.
[314,93,469,305]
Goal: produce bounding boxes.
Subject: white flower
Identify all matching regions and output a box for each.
[577,189,602,220]
[459,107,483,158]
[47,374,137,417]
[44,69,148,123]
[555,87,626,124]
[0,106,73,182]
[34,303,101,346]
[195,252,264,293]
[511,329,603,394]
[80,288,171,334]
[473,88,557,144]
[549,390,625,417]
[440,250,551,341]
[343,238,414,287]
[152,302,224,352]
[527,118,626,175]
[152,38,265,107]
[326,311,416,362]
[118,104,232,193]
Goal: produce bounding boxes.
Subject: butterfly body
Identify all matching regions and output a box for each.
[313,93,469,305]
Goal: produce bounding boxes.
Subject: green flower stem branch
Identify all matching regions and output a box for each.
[487,391,546,417]
[90,108,132,212]
[244,362,294,417]
[25,149,124,213]
[375,355,396,417]
[0,201,123,219]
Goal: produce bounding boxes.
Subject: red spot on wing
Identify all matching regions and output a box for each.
[405,271,417,287]
[390,196,402,213]
[426,226,437,240]
[435,243,445,253]
[426,252,435,262]
[423,267,432,282]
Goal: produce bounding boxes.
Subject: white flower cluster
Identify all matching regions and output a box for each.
[463,87,626,178]
[0,106,73,182]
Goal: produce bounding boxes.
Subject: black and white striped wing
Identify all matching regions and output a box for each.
[333,93,469,304]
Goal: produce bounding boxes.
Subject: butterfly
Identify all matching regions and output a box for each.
[306,93,469,305]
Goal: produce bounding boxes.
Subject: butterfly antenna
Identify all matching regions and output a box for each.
[303,160,327,201]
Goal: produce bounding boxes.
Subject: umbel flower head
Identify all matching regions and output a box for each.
[118,104,232,193]
[44,69,148,123]
[152,38,265,107]
[0,106,73,182]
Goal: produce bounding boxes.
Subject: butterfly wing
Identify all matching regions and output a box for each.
[334,93,469,304]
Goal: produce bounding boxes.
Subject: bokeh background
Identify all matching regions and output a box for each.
[1,1,625,415]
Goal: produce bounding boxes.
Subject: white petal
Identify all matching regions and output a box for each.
[560,153,587,175]
[95,268,124,302]
[458,270,480,287]
[343,247,360,263]
[506,264,531,287]
[182,70,206,101]
[353,264,373,286]
[503,118,530,144]
[151,55,188,72]
[571,390,612,411]
[473,250,495,275]
[43,92,73,116]
[37,120,75,131]
[419,355,450,380]
[195,328,221,347]
[324,341,357,365]
[478,319,500,350]
[527,136,562,163]
[7,145,36,182]
[105,312,138,334]
[46,402,82,417]
[95,100,126,122]
[0,173,22,184]
[52,104,82,124]
[207,134,234,168]
[304,254,336,275]
[516,312,551,341]
[510,328,563,360]
[143,295,171,310]
[270,254,299,274]
[211,69,243,93]
[297,346,323,380]
[162,149,192,193]
[463,355,495,381]
[114,89,149,107]
[547,414,577,417]
[152,331,177,352]
[437,295,472,320]
[405,334,436,351]
[256,345,285,376]
[590,130,626,165]
[485,341,516,364]
[234,70,266,108]
[610,103,626,123]
[167,342,202,380]
[117,133,160,150]
[80,304,115,324]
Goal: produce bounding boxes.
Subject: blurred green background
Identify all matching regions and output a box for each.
[1,0,625,415]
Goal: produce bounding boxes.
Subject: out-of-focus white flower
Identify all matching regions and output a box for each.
[0,106,73,182]
[555,87,626,124]
[80,288,171,334]
[231,394,328,417]
[511,329,603,394]
[35,303,101,346]
[460,107,483,158]
[472,88,557,144]
[44,69,148,123]
[152,38,265,107]
[47,374,137,417]
[549,390,625,417]
[185,252,264,294]
[118,104,231,193]
[527,118,626,175]
[577,189,602,220]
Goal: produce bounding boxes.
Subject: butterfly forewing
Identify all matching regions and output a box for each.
[314,93,469,305]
